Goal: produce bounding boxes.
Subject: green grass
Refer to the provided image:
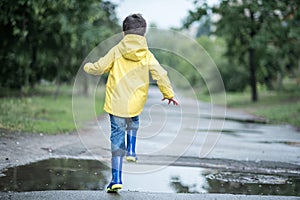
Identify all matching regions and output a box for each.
[0,85,104,134]
[207,89,300,127]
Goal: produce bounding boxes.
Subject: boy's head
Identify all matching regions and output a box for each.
[122,14,147,36]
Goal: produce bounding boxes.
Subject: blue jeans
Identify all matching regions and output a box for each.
[109,114,139,156]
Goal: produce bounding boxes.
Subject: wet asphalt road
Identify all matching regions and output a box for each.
[141,87,300,165]
[1,87,300,199]
[79,87,300,169]
[1,191,299,200]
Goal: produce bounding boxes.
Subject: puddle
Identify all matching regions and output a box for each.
[200,115,267,124]
[185,127,263,138]
[204,171,300,196]
[259,141,300,147]
[0,158,299,196]
[0,158,110,191]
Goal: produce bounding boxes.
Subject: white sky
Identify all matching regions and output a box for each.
[110,0,195,29]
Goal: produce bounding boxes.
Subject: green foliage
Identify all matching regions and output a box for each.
[0,0,120,90]
[184,0,300,101]
[146,29,228,96]
[152,49,202,90]
[197,36,249,92]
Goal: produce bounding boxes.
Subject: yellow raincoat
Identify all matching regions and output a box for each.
[84,34,174,117]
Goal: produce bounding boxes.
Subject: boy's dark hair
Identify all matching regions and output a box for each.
[122,14,147,36]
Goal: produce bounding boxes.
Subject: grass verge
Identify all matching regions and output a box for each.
[208,90,300,127]
[0,85,104,134]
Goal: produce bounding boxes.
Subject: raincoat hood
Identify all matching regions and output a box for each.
[118,34,148,62]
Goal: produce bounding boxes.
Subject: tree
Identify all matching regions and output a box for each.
[184,0,300,102]
[197,36,249,92]
[0,0,120,93]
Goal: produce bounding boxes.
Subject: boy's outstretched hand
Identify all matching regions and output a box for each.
[162,98,179,106]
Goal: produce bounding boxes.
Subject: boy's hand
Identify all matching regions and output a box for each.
[162,98,179,106]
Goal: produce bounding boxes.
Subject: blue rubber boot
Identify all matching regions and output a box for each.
[106,156,123,193]
[126,130,138,162]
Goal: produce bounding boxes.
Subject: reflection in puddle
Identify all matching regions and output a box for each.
[0,158,109,192]
[123,165,207,193]
[0,158,299,196]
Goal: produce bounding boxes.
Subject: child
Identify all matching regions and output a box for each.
[84,13,179,193]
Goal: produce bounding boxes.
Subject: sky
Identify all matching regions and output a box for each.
[110,0,195,29]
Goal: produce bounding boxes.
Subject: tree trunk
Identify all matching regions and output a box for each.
[249,47,258,102]
[249,11,258,102]
[297,59,300,86]
[29,45,37,90]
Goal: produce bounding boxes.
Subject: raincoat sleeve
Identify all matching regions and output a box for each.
[148,53,174,99]
[83,47,115,75]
